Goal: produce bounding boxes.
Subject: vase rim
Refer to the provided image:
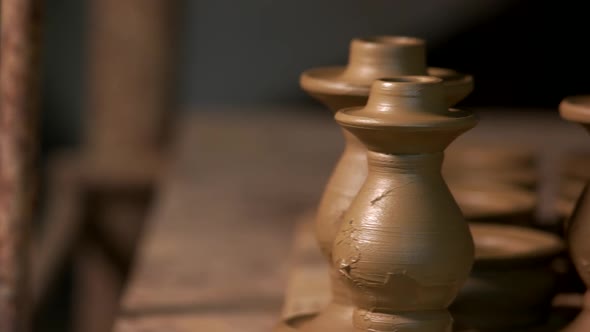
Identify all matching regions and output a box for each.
[559,95,590,125]
[300,66,472,101]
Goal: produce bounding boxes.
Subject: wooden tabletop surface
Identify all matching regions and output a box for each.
[113,106,590,332]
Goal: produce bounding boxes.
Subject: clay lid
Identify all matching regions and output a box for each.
[470,222,564,268]
[300,36,473,108]
[335,77,477,154]
[448,182,536,220]
[559,95,590,130]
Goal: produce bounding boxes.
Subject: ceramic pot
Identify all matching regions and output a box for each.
[558,95,590,332]
[443,145,538,189]
[444,145,536,170]
[281,36,473,332]
[331,77,476,331]
[562,157,590,181]
[451,223,564,331]
[300,36,473,260]
[448,181,536,225]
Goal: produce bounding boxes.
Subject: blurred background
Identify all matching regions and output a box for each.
[27,0,590,331]
[43,0,590,152]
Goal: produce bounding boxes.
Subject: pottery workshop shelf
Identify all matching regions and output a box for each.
[113,106,590,332]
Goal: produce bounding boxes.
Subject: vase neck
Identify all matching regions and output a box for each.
[367,151,443,175]
[344,37,428,80]
[341,128,365,150]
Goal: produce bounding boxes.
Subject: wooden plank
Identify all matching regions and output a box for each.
[114,108,341,331]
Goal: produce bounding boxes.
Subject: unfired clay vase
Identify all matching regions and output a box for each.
[447,181,536,225]
[556,179,585,222]
[561,178,587,201]
[279,36,473,332]
[444,144,536,170]
[559,95,590,331]
[561,153,590,181]
[451,223,564,331]
[443,145,538,189]
[331,77,477,331]
[556,196,577,225]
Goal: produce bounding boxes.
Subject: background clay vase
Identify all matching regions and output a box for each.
[561,152,590,182]
[447,181,536,225]
[443,145,538,189]
[444,144,536,170]
[450,223,564,331]
[559,95,590,331]
[332,77,477,331]
[300,36,473,260]
[281,36,473,332]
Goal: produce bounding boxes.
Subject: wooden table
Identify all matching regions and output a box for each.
[113,106,590,331]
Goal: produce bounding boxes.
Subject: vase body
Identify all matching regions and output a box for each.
[559,95,590,331]
[333,152,473,332]
[289,36,472,332]
[450,223,563,331]
[564,185,590,331]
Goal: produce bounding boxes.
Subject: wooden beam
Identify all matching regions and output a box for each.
[0,0,43,331]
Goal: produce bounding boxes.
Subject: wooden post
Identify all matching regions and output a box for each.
[71,1,178,331]
[0,0,43,331]
[85,0,178,163]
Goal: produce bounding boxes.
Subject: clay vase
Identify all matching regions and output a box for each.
[561,178,587,201]
[559,95,590,331]
[447,181,536,225]
[562,186,590,332]
[443,145,538,189]
[331,77,477,332]
[451,223,564,331]
[556,179,585,223]
[285,36,473,332]
[561,153,590,181]
[444,145,536,171]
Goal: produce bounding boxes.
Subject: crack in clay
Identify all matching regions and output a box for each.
[335,219,355,245]
[370,188,394,205]
[369,181,414,205]
[338,222,362,283]
[355,270,410,287]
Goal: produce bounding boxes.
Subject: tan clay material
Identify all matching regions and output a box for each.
[556,179,586,221]
[444,168,538,190]
[300,36,473,113]
[561,178,586,201]
[452,223,564,330]
[301,35,473,259]
[556,197,577,223]
[561,153,590,181]
[330,77,477,332]
[442,145,538,189]
[560,96,590,132]
[289,36,473,332]
[444,144,536,170]
[562,186,590,332]
[447,182,536,224]
[559,95,590,331]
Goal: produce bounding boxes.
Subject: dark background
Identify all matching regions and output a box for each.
[42,0,590,153]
